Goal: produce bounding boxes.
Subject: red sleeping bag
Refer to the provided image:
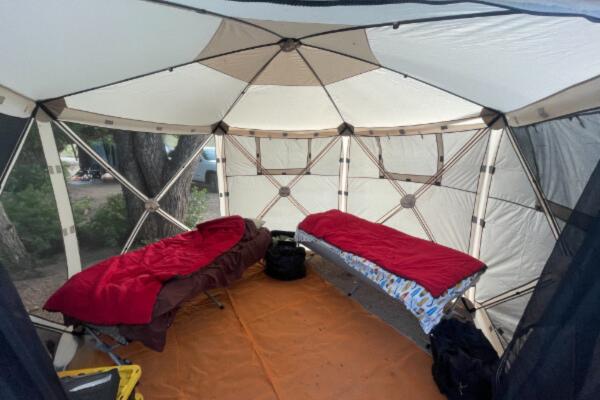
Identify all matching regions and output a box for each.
[45,216,245,325]
[298,210,485,297]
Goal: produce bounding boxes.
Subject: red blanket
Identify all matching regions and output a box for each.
[45,216,245,325]
[299,210,484,297]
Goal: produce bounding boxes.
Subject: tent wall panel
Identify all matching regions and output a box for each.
[416,186,476,252]
[489,131,538,208]
[439,130,489,192]
[259,138,309,169]
[347,179,420,222]
[443,130,478,162]
[512,111,600,211]
[385,209,429,240]
[380,135,438,176]
[287,175,339,213]
[486,293,532,344]
[309,137,343,176]
[348,137,380,178]
[477,198,555,303]
[225,136,257,176]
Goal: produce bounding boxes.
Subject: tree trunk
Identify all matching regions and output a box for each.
[114,132,204,243]
[0,201,36,276]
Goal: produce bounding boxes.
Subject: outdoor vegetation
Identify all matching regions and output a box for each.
[0,124,210,280]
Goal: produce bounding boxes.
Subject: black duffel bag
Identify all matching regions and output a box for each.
[265,230,306,281]
[430,318,499,400]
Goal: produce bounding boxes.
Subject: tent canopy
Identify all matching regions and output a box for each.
[1,0,600,350]
[1,0,600,129]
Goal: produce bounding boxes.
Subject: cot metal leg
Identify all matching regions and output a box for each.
[347,282,360,297]
[85,327,130,366]
[205,291,225,309]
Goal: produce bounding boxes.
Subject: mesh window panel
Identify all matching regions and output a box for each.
[495,122,600,399]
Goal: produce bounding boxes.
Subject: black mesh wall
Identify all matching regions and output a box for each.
[494,152,600,398]
[0,262,67,400]
[0,113,30,187]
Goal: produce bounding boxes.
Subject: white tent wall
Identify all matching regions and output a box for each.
[224,134,342,230]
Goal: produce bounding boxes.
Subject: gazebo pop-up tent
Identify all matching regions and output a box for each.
[1,0,600,379]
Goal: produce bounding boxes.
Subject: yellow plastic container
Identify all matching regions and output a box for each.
[58,364,143,400]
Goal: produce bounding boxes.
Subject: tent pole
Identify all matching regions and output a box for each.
[505,125,561,239]
[120,210,150,254]
[338,135,350,212]
[36,109,82,277]
[215,134,229,216]
[464,127,504,354]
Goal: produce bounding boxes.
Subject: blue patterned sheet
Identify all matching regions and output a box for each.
[296,229,481,333]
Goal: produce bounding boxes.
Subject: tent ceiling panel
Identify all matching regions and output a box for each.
[477,199,555,302]
[196,19,279,59]
[327,69,482,128]
[201,45,280,82]
[223,85,343,131]
[253,50,319,86]
[367,14,600,111]
[415,186,476,252]
[62,64,247,127]
[303,30,379,65]
[297,47,378,85]
[175,1,504,25]
[0,0,222,100]
[245,19,350,39]
[489,132,537,208]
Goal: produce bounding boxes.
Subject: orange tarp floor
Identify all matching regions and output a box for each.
[70,262,444,400]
